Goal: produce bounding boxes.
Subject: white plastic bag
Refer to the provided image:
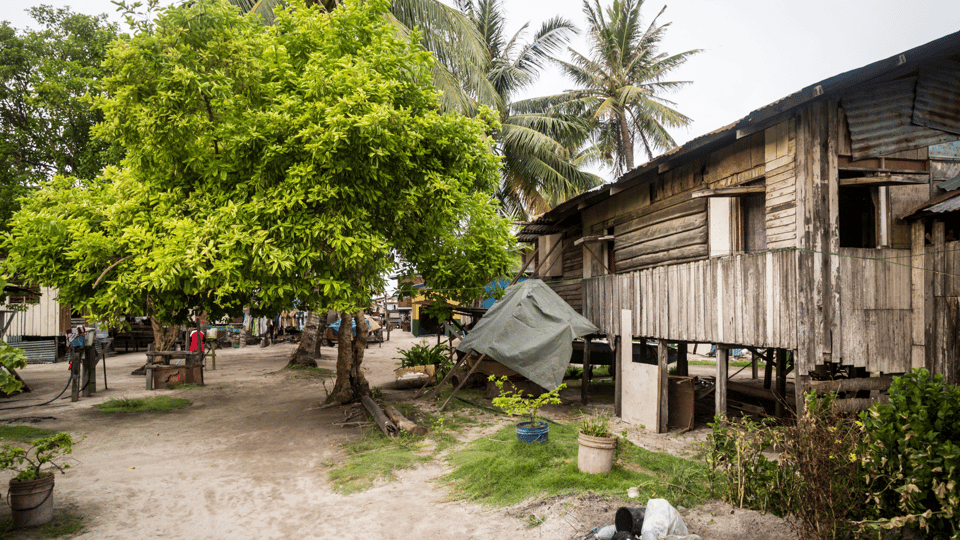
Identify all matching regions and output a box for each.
[640,499,688,540]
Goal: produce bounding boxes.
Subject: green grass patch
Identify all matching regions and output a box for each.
[0,425,57,443]
[328,430,430,494]
[441,421,710,508]
[93,396,191,413]
[283,364,333,379]
[0,507,85,538]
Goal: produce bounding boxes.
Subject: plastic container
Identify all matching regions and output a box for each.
[578,432,617,473]
[9,475,55,528]
[516,421,549,443]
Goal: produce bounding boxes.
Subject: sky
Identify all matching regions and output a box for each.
[4,0,960,178]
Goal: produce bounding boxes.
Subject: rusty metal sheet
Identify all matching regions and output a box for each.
[930,141,960,159]
[842,77,958,160]
[914,60,960,135]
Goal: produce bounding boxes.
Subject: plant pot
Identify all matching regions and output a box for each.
[578,432,617,473]
[516,421,549,443]
[394,365,436,389]
[8,474,55,528]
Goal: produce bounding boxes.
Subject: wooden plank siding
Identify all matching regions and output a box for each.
[582,250,800,350]
[546,230,584,313]
[837,248,913,373]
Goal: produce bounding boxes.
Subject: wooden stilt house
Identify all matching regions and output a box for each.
[517,32,960,431]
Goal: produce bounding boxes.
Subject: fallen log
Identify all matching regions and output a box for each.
[384,404,427,436]
[829,395,889,413]
[361,395,399,438]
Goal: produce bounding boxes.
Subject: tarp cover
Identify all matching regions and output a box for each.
[456,279,598,390]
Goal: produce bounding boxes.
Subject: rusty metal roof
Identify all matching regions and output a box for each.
[519,30,960,239]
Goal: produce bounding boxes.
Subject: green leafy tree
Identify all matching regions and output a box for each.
[3,0,516,404]
[458,0,602,217]
[0,7,121,233]
[229,0,498,114]
[554,0,699,176]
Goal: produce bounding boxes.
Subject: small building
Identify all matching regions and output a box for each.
[518,31,960,430]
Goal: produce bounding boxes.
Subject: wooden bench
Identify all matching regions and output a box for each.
[144,350,204,390]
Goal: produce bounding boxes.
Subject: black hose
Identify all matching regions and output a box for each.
[0,373,75,411]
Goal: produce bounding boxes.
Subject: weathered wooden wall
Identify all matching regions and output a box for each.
[837,248,913,373]
[545,229,584,313]
[582,249,800,350]
[929,239,960,384]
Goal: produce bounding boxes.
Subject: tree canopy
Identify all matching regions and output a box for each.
[0,6,121,233]
[3,0,516,332]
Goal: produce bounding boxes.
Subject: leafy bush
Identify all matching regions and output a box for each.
[786,393,866,540]
[0,433,75,481]
[397,341,452,382]
[858,368,960,538]
[706,415,797,516]
[489,376,564,427]
[0,342,27,395]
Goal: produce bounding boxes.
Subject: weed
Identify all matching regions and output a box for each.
[0,426,57,443]
[94,396,191,413]
[35,508,85,538]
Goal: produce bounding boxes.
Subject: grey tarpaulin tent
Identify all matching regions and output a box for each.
[456,279,599,390]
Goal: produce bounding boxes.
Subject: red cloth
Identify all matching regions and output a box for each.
[189,331,205,352]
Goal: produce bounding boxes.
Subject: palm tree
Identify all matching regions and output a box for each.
[458,0,603,217]
[554,0,700,176]
[228,0,499,113]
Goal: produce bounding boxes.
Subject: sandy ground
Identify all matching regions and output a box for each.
[0,331,797,540]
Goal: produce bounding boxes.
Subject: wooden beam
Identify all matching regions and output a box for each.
[775,348,787,418]
[691,185,766,198]
[838,167,930,176]
[508,246,537,285]
[573,235,614,246]
[715,347,728,418]
[838,174,930,187]
[581,337,591,405]
[807,376,894,394]
[613,336,622,417]
[676,342,688,377]
[657,339,669,433]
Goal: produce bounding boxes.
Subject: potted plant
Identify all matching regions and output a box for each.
[394,341,451,388]
[489,375,565,443]
[578,411,617,473]
[0,433,75,528]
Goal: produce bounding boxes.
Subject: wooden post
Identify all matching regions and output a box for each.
[581,337,592,405]
[763,351,773,389]
[751,350,758,380]
[657,339,669,433]
[911,220,929,370]
[676,342,688,377]
[70,349,80,402]
[775,348,787,418]
[145,343,155,390]
[613,336,622,417]
[715,347,728,418]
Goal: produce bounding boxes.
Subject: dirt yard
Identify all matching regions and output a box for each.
[0,331,797,539]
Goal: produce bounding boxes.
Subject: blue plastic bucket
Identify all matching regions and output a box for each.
[516,421,549,443]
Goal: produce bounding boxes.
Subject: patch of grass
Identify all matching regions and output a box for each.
[328,430,430,494]
[283,365,333,379]
[0,425,57,443]
[0,507,85,538]
[93,396,191,413]
[441,422,710,508]
[170,383,204,390]
[35,508,85,538]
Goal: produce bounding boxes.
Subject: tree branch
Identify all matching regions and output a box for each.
[93,255,133,289]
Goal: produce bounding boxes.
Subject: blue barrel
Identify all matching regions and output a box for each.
[516,421,549,443]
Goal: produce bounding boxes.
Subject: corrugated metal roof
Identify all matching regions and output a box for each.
[914,60,960,134]
[520,31,960,238]
[927,194,960,214]
[939,173,960,191]
[842,77,958,159]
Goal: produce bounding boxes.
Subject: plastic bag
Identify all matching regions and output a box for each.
[640,499,688,540]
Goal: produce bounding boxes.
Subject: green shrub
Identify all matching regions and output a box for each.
[397,341,452,382]
[858,368,960,538]
[489,376,564,428]
[579,411,611,438]
[786,393,867,540]
[705,415,797,516]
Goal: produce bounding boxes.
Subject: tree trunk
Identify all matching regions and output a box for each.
[149,315,179,352]
[288,312,320,367]
[325,311,369,404]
